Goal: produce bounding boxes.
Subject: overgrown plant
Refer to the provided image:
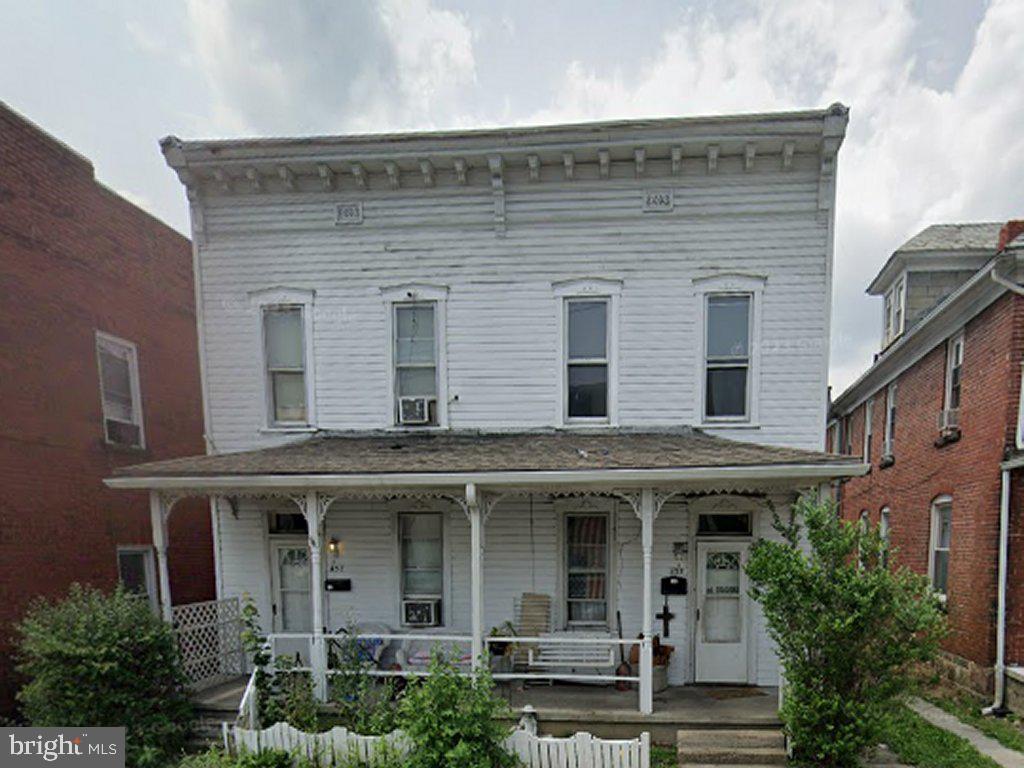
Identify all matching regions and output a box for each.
[328,630,400,736]
[397,651,516,768]
[745,497,947,767]
[15,584,193,768]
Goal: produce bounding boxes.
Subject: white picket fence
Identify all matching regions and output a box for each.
[226,722,650,768]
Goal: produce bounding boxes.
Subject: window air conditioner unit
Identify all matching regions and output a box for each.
[402,599,441,627]
[939,408,960,433]
[399,396,431,425]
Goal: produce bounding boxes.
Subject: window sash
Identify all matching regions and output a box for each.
[97,335,143,446]
[884,385,897,455]
[931,502,952,596]
[394,303,438,421]
[565,299,610,420]
[263,306,307,425]
[864,399,874,461]
[400,513,443,600]
[565,514,609,626]
[704,294,752,419]
[945,335,964,411]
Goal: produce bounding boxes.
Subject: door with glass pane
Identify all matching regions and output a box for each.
[565,514,609,627]
[271,542,313,631]
[695,541,750,683]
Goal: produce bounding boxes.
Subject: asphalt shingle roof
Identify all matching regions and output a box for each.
[895,222,1004,253]
[114,429,859,478]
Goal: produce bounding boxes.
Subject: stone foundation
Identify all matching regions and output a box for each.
[1006,670,1024,713]
[929,651,994,698]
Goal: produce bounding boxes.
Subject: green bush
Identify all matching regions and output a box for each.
[397,652,515,768]
[328,630,400,736]
[745,497,946,768]
[15,584,194,767]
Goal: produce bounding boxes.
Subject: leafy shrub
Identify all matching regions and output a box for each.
[15,584,193,767]
[746,497,946,767]
[397,652,515,768]
[328,630,400,736]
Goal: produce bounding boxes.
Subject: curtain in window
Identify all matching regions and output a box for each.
[566,515,608,624]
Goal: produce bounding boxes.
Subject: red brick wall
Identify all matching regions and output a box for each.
[836,292,1023,671]
[0,104,214,713]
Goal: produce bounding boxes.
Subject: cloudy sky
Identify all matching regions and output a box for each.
[2,0,1021,392]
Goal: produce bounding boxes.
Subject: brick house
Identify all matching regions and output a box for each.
[829,220,1024,712]
[0,102,214,713]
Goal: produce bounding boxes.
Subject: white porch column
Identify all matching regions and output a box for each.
[302,491,328,701]
[639,487,655,715]
[149,491,174,623]
[467,483,484,671]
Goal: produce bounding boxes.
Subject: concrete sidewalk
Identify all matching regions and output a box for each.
[909,698,1024,768]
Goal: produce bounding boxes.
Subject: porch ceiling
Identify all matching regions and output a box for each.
[106,428,865,492]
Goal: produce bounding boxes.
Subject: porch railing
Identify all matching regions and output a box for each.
[172,597,246,690]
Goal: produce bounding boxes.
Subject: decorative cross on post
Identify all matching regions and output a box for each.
[655,598,676,638]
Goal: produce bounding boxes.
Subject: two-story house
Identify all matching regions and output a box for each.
[0,102,214,713]
[829,221,1024,714]
[107,107,864,716]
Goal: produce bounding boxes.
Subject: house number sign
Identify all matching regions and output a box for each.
[335,202,364,225]
[643,189,674,212]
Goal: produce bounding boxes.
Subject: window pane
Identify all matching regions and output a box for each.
[936,505,952,549]
[278,548,310,590]
[568,601,607,623]
[403,569,443,595]
[707,295,750,358]
[933,550,949,595]
[567,573,606,599]
[272,372,307,422]
[397,367,437,398]
[704,596,741,643]
[265,309,304,369]
[404,540,443,569]
[567,301,607,360]
[396,305,435,352]
[401,514,443,597]
[100,349,134,421]
[568,364,607,418]
[281,592,312,632]
[706,367,748,417]
[118,552,148,595]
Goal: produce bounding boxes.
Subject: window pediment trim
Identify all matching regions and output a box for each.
[691,272,767,292]
[552,277,623,297]
[249,286,315,307]
[380,282,449,303]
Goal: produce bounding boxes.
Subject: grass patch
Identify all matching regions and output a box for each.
[651,745,675,768]
[880,706,1001,768]
[923,692,1024,754]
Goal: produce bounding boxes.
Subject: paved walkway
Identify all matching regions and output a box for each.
[909,698,1024,768]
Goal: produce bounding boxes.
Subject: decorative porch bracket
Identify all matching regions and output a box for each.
[149,491,186,623]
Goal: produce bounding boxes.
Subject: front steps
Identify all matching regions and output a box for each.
[677,727,787,766]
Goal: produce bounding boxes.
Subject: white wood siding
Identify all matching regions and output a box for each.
[196,154,829,452]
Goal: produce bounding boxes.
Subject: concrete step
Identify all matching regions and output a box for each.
[677,746,788,765]
[677,728,785,750]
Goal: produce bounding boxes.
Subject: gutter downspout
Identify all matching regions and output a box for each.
[983,468,1011,716]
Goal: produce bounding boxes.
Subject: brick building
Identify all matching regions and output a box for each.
[829,221,1024,712]
[0,102,214,713]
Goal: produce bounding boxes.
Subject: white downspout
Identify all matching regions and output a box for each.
[983,469,1010,716]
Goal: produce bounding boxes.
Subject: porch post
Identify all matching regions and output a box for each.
[467,483,484,670]
[639,488,655,715]
[149,491,173,623]
[302,491,328,701]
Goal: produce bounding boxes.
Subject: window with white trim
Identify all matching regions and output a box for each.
[565,298,610,420]
[843,415,854,455]
[944,333,964,414]
[929,497,952,600]
[117,546,157,609]
[96,332,144,448]
[394,302,439,426]
[399,513,444,626]
[863,398,874,462]
[883,278,906,347]
[565,513,609,626]
[879,507,891,569]
[704,294,752,420]
[883,383,897,459]
[263,306,308,425]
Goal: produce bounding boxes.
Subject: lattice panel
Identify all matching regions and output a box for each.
[173,597,245,690]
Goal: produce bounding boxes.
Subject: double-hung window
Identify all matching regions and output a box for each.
[843,415,854,455]
[263,306,308,425]
[930,497,952,600]
[883,278,906,347]
[565,513,609,626]
[96,332,144,448]
[944,333,964,427]
[705,294,752,420]
[400,513,444,626]
[883,383,897,459]
[879,507,891,569]
[394,303,439,426]
[117,546,157,609]
[863,398,874,462]
[565,299,609,420]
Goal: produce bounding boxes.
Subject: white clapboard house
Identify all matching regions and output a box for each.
[108,106,865,716]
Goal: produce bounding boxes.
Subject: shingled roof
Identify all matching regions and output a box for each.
[895,222,1004,253]
[113,429,860,479]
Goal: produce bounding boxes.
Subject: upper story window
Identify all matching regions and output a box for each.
[863,398,874,462]
[566,299,610,420]
[705,294,752,420]
[883,277,906,347]
[943,333,964,427]
[394,303,439,426]
[842,414,854,455]
[251,287,316,431]
[929,496,952,601]
[879,506,891,568]
[96,332,144,448]
[883,383,897,459]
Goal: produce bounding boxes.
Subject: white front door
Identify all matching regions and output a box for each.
[271,542,313,633]
[695,541,750,684]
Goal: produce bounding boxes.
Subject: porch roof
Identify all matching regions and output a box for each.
[107,428,865,491]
